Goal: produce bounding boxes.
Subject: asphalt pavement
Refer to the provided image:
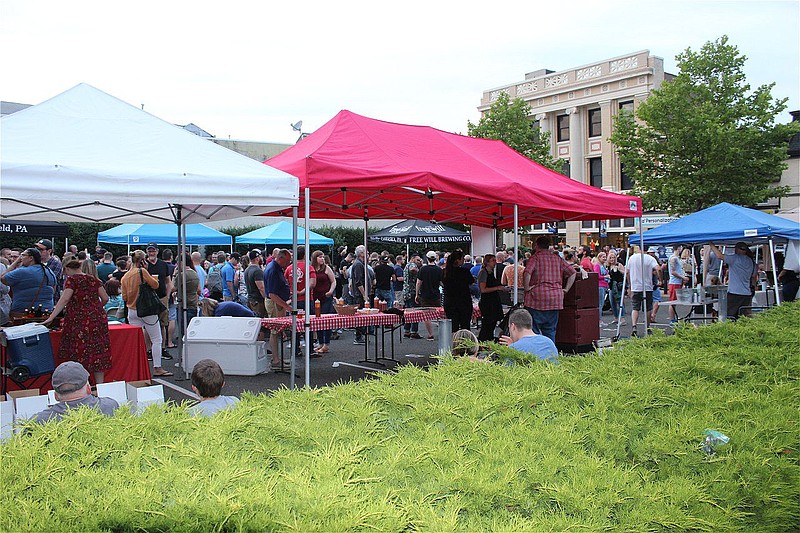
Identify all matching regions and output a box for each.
[153,300,699,404]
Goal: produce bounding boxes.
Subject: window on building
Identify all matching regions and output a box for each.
[561,160,570,177]
[581,220,594,229]
[619,100,634,114]
[609,218,621,228]
[557,220,566,229]
[623,218,635,227]
[620,162,634,190]
[589,157,603,188]
[530,119,541,141]
[588,108,602,137]
[557,115,570,142]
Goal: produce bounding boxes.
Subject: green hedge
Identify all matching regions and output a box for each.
[2,305,798,531]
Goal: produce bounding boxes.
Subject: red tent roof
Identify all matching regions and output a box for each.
[265,110,641,228]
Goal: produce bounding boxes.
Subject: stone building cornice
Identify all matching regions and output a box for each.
[479,50,663,111]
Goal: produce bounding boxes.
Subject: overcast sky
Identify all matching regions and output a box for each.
[2,0,797,144]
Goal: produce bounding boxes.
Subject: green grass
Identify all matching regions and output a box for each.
[2,304,799,531]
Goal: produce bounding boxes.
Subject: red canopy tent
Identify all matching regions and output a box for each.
[263,110,645,385]
[264,110,641,227]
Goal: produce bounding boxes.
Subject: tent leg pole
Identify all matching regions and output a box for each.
[166,207,184,380]
[513,205,518,305]
[304,188,311,388]
[639,217,648,337]
[770,238,781,306]
[179,216,189,381]
[364,216,369,303]
[290,207,298,390]
[615,262,627,339]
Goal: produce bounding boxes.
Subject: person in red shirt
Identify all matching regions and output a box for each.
[284,246,316,312]
[523,236,577,344]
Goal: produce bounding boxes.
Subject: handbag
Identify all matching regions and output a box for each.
[136,269,166,317]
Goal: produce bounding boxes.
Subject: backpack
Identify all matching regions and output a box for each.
[205,264,224,299]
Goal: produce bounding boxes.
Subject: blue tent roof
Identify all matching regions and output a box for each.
[97,223,232,246]
[629,203,800,246]
[235,221,334,246]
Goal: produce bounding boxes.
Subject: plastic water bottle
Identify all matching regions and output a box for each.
[702,429,730,455]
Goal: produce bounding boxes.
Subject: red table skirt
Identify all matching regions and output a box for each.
[4,323,151,393]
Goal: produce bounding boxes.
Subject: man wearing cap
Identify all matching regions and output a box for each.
[264,249,293,365]
[145,243,173,358]
[34,361,119,424]
[244,249,267,317]
[221,252,240,302]
[709,242,756,320]
[415,250,443,340]
[35,239,63,300]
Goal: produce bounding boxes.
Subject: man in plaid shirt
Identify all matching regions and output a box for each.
[523,236,577,343]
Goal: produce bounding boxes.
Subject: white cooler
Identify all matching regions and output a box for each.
[184,317,269,376]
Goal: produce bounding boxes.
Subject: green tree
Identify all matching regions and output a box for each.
[610,35,798,215]
[468,92,563,172]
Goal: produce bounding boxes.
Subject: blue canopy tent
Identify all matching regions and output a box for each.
[629,203,800,305]
[629,203,800,246]
[98,223,232,252]
[236,220,333,247]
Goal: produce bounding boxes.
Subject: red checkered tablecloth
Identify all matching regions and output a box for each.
[262,313,401,333]
[403,307,445,323]
[403,306,481,323]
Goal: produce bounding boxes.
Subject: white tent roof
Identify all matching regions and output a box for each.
[1,83,299,224]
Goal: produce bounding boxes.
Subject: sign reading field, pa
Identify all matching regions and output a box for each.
[641,216,679,227]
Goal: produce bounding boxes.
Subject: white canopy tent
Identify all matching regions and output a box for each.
[1,83,298,224]
[1,83,300,380]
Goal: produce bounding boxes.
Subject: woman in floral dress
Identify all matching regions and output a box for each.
[43,259,112,384]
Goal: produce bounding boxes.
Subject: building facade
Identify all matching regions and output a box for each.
[773,110,800,220]
[479,50,673,248]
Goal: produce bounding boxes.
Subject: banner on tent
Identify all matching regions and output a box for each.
[373,235,472,244]
[641,216,679,227]
[0,220,69,237]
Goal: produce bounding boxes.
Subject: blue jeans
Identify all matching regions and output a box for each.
[598,287,608,317]
[375,288,395,309]
[609,281,625,320]
[527,308,559,344]
[317,296,335,344]
[403,298,419,333]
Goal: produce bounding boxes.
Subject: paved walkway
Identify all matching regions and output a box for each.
[154,298,701,403]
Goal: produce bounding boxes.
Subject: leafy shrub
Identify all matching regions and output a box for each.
[2,304,798,531]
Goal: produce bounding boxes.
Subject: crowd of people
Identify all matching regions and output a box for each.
[1,234,795,384]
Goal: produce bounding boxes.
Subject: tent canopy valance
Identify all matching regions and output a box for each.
[1,83,299,224]
[97,223,232,246]
[368,219,471,244]
[0,220,69,238]
[236,221,333,246]
[629,203,800,246]
[263,110,641,228]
